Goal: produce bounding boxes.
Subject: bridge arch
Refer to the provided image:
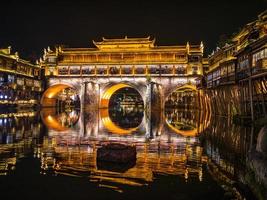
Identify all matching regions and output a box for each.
[41,83,79,107]
[165,84,197,98]
[164,84,198,109]
[100,82,144,108]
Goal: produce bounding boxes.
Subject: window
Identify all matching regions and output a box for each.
[34,69,39,76]
[34,80,41,87]
[109,66,119,74]
[228,63,235,73]
[189,55,200,63]
[121,65,133,74]
[96,66,107,75]
[58,66,69,75]
[17,78,24,86]
[135,65,145,74]
[25,79,33,87]
[47,57,56,63]
[161,65,173,74]
[82,66,95,75]
[220,66,226,76]
[192,66,198,74]
[8,75,15,83]
[82,66,90,74]
[207,73,213,81]
[176,65,186,74]
[148,65,159,74]
[252,49,267,66]
[69,66,80,74]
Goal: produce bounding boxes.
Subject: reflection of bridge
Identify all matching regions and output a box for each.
[40,108,210,191]
[40,108,209,189]
[40,37,207,109]
[40,136,205,189]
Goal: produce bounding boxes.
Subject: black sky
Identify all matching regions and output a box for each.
[1,0,266,60]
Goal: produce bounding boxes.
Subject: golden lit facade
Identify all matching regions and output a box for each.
[202,10,267,118]
[40,37,206,109]
[205,10,267,89]
[206,44,236,88]
[0,47,43,106]
[42,36,205,77]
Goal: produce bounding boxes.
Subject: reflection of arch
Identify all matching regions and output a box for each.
[41,108,79,132]
[41,83,76,107]
[41,108,69,131]
[164,110,210,137]
[100,109,138,134]
[165,119,198,137]
[100,82,144,108]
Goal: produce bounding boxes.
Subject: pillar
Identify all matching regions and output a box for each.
[82,81,99,110]
[145,82,152,138]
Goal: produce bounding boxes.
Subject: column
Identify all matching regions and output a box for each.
[145,82,152,139]
[80,81,87,110]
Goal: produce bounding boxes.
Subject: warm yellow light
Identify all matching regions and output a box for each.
[47,93,54,98]
[102,83,131,99]
[41,84,73,105]
[101,83,133,108]
[47,115,53,122]
[41,111,69,132]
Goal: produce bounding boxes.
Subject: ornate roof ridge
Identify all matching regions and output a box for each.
[101,36,151,42]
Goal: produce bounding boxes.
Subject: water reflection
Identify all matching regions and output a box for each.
[203,117,251,177]
[0,110,42,175]
[38,107,208,190]
[41,108,80,131]
[165,109,210,137]
[0,107,258,199]
[108,105,143,129]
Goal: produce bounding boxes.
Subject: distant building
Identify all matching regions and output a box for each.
[0,47,43,107]
[201,10,267,118]
[204,10,267,89]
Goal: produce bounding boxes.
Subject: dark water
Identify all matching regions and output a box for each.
[0,107,257,200]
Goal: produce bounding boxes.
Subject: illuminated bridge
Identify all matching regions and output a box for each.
[40,37,208,110]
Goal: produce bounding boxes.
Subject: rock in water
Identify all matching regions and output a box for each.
[97,143,137,163]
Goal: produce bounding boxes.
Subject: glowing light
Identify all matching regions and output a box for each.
[41,84,74,106]
[47,93,54,98]
[41,111,69,132]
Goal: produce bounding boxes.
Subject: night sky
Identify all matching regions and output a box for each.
[1,0,266,61]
